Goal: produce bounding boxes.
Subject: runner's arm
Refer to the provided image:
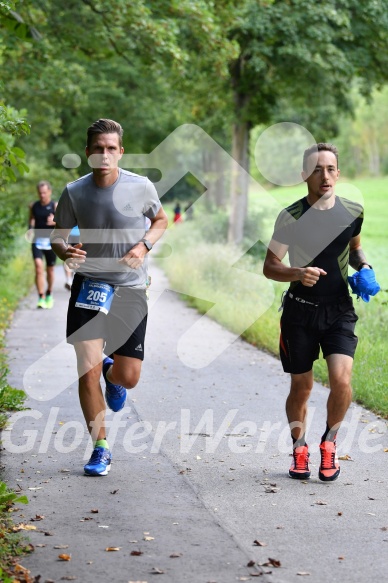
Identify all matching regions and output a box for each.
[50,225,86,267]
[348,234,371,271]
[119,207,168,268]
[263,240,327,287]
[139,206,169,249]
[28,204,35,229]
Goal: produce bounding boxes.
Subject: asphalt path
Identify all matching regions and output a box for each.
[1,261,387,583]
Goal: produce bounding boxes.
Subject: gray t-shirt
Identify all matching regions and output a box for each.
[54,169,161,287]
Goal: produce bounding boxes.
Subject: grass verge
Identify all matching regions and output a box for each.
[158,211,388,418]
[0,236,34,579]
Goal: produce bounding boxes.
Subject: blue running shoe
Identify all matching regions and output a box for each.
[102,357,126,412]
[84,446,112,476]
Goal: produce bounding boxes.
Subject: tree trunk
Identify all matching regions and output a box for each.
[228,119,250,244]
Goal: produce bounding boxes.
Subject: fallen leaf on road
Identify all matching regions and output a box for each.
[384,448,388,453]
[44,531,55,536]
[247,560,256,567]
[265,558,281,568]
[144,536,155,541]
[30,514,45,521]
[249,574,264,578]
[105,547,121,551]
[169,553,182,558]
[60,469,71,473]
[110,489,120,494]
[61,577,77,580]
[13,524,37,531]
[150,567,165,574]
[253,540,267,547]
[58,553,71,561]
[90,509,99,513]
[264,486,280,493]
[54,545,69,549]
[297,572,311,576]
[35,544,46,547]
[79,517,91,522]
[131,550,143,556]
[315,500,328,505]
[338,556,345,560]
[338,455,353,461]
[14,564,29,574]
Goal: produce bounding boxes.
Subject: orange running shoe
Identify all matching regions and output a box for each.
[319,441,340,482]
[289,445,310,479]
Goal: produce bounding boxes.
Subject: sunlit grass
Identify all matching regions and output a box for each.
[159,177,388,417]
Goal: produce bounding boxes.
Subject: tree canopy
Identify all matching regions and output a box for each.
[1,0,388,243]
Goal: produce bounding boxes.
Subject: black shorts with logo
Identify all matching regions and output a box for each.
[31,244,57,266]
[279,292,358,374]
[67,274,148,360]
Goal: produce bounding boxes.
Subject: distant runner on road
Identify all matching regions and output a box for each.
[263,142,380,482]
[29,180,57,309]
[50,118,168,476]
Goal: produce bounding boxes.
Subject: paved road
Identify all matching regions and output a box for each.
[1,262,387,583]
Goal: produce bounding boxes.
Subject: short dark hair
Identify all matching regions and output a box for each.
[37,180,52,191]
[86,118,124,149]
[303,142,339,172]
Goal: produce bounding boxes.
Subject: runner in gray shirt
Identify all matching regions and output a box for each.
[50,119,168,476]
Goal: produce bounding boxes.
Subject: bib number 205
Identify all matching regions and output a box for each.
[75,279,115,314]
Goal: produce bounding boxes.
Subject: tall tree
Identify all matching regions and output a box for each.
[225,0,388,243]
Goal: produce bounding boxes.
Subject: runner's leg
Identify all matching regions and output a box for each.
[107,354,142,389]
[286,370,314,441]
[74,338,106,442]
[325,353,353,432]
[34,258,45,296]
[46,264,55,295]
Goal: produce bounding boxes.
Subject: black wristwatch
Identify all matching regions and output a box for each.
[357,262,372,271]
[140,238,153,252]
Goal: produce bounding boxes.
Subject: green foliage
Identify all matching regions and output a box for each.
[0,482,28,512]
[0,101,29,189]
[0,8,41,40]
[0,510,32,580]
[335,86,388,178]
[0,368,26,413]
[227,0,388,127]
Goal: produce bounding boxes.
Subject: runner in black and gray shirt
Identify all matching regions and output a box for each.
[263,142,377,483]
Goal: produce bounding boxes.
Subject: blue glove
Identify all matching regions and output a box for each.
[348,268,381,302]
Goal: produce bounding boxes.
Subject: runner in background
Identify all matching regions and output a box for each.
[29,180,57,309]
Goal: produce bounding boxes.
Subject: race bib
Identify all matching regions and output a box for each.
[35,237,51,250]
[75,279,115,314]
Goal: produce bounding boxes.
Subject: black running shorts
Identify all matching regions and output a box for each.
[32,244,57,267]
[279,293,358,374]
[67,274,148,360]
